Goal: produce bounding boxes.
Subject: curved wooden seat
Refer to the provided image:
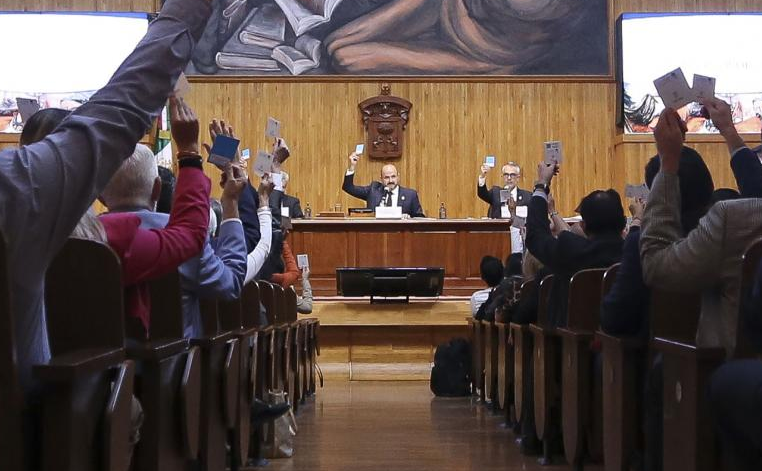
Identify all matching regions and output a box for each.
[557,268,606,470]
[41,239,133,471]
[530,274,557,465]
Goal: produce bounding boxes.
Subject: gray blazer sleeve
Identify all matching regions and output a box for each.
[640,171,725,292]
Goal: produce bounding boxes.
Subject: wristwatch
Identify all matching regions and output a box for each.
[534,182,550,194]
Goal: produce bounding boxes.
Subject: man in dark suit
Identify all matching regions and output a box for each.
[526,161,625,328]
[278,171,304,219]
[342,151,425,217]
[478,162,532,219]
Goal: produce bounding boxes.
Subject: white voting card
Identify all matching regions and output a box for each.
[625,183,650,200]
[265,117,281,138]
[253,150,273,177]
[653,68,693,109]
[297,254,309,269]
[355,144,365,154]
[271,172,284,190]
[543,141,563,165]
[375,206,402,219]
[501,206,511,219]
[692,74,716,102]
[485,155,496,167]
[515,206,528,218]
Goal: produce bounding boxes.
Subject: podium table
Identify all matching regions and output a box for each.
[290,218,512,297]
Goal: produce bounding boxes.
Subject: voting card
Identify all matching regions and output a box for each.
[692,74,716,102]
[653,68,693,109]
[485,155,496,168]
[355,143,365,155]
[281,206,290,218]
[241,148,251,161]
[208,134,240,168]
[253,150,273,177]
[543,141,563,165]
[625,183,650,200]
[173,73,190,98]
[265,117,281,138]
[297,254,309,269]
[16,98,40,123]
[272,171,284,190]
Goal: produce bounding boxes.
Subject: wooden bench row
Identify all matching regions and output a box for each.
[469,238,762,470]
[1,238,320,471]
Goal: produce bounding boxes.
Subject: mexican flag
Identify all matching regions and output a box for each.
[154,104,173,169]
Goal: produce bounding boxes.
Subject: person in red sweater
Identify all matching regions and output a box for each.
[269,238,299,288]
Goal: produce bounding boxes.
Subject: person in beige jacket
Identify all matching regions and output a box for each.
[640,100,762,356]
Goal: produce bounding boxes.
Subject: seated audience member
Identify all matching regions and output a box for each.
[270,239,299,287]
[100,99,248,339]
[526,162,625,327]
[640,102,762,357]
[243,178,274,284]
[3,0,211,393]
[709,258,762,471]
[278,171,304,218]
[471,256,503,319]
[95,98,213,334]
[156,165,176,213]
[600,144,716,337]
[297,267,314,314]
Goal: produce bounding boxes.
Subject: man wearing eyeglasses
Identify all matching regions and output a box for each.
[478,162,532,219]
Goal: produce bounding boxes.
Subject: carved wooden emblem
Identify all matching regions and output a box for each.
[358,84,412,160]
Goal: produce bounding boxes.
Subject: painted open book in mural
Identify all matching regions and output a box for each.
[186,0,609,77]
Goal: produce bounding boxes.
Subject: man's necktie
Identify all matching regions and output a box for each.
[384,190,392,207]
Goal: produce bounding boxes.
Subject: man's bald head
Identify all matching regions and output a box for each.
[380,164,399,190]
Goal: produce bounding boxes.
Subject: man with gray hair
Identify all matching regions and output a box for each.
[100,143,247,338]
[277,171,304,219]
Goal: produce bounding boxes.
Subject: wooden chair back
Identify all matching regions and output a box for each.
[45,239,124,354]
[536,274,555,327]
[241,281,263,328]
[259,281,277,325]
[566,268,606,332]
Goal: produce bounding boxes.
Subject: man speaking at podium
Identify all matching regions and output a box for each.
[342,151,425,218]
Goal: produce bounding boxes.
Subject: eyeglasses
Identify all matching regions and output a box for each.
[503,173,521,178]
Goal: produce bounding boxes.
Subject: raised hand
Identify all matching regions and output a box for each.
[480,164,489,177]
[536,161,557,186]
[629,197,645,220]
[654,108,686,173]
[348,151,360,171]
[203,119,241,165]
[701,97,734,134]
[258,174,275,207]
[221,164,247,202]
[169,96,200,155]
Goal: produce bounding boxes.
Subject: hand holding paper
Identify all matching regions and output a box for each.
[253,150,274,177]
[653,68,693,110]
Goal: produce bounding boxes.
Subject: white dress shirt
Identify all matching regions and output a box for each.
[380,186,400,207]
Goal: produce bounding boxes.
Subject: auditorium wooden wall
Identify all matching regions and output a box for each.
[3,0,759,217]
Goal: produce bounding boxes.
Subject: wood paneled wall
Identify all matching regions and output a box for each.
[3,0,760,216]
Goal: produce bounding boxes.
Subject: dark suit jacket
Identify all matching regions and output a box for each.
[600,227,649,337]
[342,174,425,217]
[730,147,762,198]
[477,184,532,219]
[280,193,304,219]
[525,193,623,328]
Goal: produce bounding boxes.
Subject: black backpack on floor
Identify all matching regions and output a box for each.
[430,338,472,397]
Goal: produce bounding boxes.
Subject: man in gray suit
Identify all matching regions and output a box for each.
[640,99,762,356]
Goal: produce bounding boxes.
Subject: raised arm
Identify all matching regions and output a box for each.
[245,178,275,284]
[477,164,492,204]
[703,98,762,198]
[1,0,211,267]
[270,241,300,287]
[342,151,371,200]
[198,164,248,300]
[640,109,724,291]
